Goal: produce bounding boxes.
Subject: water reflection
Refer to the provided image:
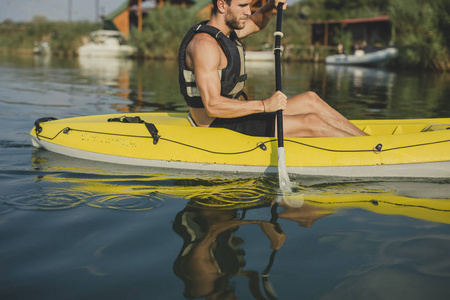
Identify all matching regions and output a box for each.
[22,54,448,120]
[18,150,450,299]
[75,56,187,113]
[28,148,450,223]
[32,53,52,67]
[172,197,330,299]
[325,65,396,95]
[0,151,440,299]
[78,56,140,112]
[78,57,135,89]
[127,59,188,113]
[322,65,397,118]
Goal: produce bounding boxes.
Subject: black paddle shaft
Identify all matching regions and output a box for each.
[274,3,284,147]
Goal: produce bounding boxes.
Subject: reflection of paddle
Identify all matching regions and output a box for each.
[274,2,291,193]
[262,249,278,300]
[261,200,283,300]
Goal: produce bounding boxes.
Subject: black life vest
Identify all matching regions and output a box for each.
[178,21,247,108]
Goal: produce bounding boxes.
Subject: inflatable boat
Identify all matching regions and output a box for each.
[325,47,398,66]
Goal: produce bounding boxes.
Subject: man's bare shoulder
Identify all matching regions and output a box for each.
[186,33,221,70]
[187,33,220,53]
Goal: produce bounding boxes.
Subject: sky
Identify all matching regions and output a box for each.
[1,0,128,23]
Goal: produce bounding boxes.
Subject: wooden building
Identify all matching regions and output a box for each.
[307,16,393,47]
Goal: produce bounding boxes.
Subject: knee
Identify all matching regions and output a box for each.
[303,91,320,104]
[304,91,327,108]
[305,91,319,100]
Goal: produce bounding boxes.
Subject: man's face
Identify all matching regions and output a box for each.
[224,0,252,30]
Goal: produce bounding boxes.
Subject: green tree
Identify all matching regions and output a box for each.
[389,0,449,71]
[296,0,389,20]
[130,4,198,59]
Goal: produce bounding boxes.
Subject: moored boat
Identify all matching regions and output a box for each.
[245,50,274,61]
[30,113,450,178]
[245,45,284,62]
[33,41,51,55]
[325,47,398,66]
[78,30,137,58]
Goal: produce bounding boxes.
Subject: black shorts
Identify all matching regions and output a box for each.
[209,113,276,137]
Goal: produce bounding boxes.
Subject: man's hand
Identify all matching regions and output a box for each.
[264,91,287,112]
[258,222,286,250]
[239,0,287,38]
[270,0,287,10]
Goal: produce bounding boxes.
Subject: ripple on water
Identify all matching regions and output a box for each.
[0,169,281,214]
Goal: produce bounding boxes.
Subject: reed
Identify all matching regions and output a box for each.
[389,0,450,71]
[0,16,99,57]
[129,4,199,59]
[50,21,99,57]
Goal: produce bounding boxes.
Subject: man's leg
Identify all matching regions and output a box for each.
[280,113,353,137]
[284,91,368,137]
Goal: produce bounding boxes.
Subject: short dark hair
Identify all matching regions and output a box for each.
[211,0,232,14]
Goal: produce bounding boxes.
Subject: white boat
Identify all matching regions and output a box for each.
[245,45,285,62]
[325,47,398,66]
[245,50,274,61]
[33,41,51,55]
[78,30,137,58]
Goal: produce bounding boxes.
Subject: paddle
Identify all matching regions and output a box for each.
[274,2,291,193]
[261,202,282,300]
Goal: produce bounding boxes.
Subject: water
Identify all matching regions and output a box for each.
[1,53,450,299]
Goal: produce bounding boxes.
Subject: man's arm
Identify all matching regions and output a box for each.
[237,0,287,39]
[186,33,287,119]
[187,34,268,118]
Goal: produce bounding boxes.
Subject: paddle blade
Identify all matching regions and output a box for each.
[282,193,304,208]
[277,147,291,192]
[262,275,278,300]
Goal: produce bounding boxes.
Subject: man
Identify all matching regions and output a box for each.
[178,0,368,137]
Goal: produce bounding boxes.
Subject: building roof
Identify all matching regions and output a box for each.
[308,16,390,25]
[104,1,130,21]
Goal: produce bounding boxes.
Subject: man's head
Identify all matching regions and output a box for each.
[211,0,252,30]
[212,0,231,14]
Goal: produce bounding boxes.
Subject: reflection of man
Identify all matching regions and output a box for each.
[179,0,368,137]
[173,207,284,299]
[172,199,332,299]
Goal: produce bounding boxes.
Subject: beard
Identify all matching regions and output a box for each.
[225,10,245,30]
